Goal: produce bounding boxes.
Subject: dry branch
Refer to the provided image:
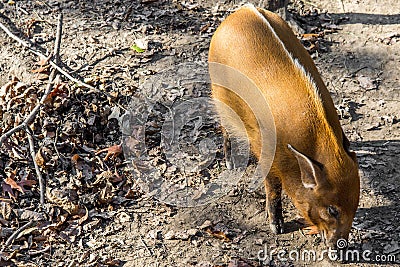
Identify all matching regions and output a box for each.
[0,13,64,205]
[28,134,45,205]
[0,13,125,207]
[29,13,63,206]
[5,220,35,246]
[0,14,116,112]
[0,13,118,147]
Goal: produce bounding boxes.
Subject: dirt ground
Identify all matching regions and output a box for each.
[0,0,399,266]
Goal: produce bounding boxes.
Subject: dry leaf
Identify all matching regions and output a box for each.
[124,189,136,199]
[16,209,45,221]
[98,182,114,204]
[31,65,49,74]
[206,228,231,242]
[357,75,379,90]
[37,55,51,66]
[95,144,122,161]
[71,154,81,165]
[17,226,37,240]
[59,221,81,243]
[46,188,80,215]
[35,147,52,169]
[104,258,121,266]
[93,171,113,185]
[141,0,159,3]
[301,33,321,40]
[44,83,69,104]
[78,206,89,225]
[35,149,46,169]
[82,219,101,232]
[1,183,15,201]
[0,77,19,101]
[18,175,37,188]
[0,202,12,220]
[5,177,24,193]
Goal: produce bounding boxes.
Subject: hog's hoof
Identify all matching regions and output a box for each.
[269,218,284,234]
[225,159,233,170]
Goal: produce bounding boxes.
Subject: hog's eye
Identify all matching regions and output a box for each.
[327,206,339,218]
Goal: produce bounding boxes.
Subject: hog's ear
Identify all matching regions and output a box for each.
[288,144,324,189]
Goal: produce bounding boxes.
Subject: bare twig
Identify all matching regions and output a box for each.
[31,13,64,206]
[5,220,35,246]
[0,198,13,203]
[339,0,346,12]
[140,236,153,256]
[54,13,63,66]
[28,245,51,256]
[67,259,78,267]
[50,13,63,166]
[28,134,45,205]
[0,19,34,50]
[17,6,29,16]
[0,124,26,146]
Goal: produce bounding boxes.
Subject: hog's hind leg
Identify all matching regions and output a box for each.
[221,127,233,170]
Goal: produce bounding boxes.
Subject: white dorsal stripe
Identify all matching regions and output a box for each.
[244,4,320,99]
[303,182,316,189]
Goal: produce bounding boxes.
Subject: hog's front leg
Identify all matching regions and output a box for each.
[265,175,284,234]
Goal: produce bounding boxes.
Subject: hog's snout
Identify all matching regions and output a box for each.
[325,233,349,251]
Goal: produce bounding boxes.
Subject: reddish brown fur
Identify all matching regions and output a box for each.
[209,5,360,247]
